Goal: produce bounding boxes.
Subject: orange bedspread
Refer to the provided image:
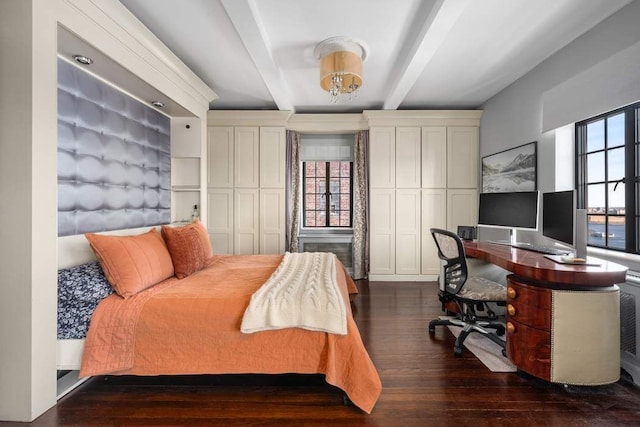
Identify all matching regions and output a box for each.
[80,254,381,413]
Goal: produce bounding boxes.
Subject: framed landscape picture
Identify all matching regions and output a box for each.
[482,141,537,193]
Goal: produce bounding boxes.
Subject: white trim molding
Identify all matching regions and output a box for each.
[287,114,369,133]
[207,110,293,127]
[363,110,483,127]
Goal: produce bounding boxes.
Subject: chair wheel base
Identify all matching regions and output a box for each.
[428,321,437,334]
[496,325,506,336]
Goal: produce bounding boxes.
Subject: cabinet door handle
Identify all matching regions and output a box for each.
[507,304,516,316]
[507,287,517,299]
[506,322,515,334]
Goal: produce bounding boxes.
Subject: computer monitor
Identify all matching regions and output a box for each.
[477,191,539,231]
[542,190,574,246]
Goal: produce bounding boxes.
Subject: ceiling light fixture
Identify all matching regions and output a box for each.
[314,37,367,103]
[151,101,165,108]
[72,54,93,65]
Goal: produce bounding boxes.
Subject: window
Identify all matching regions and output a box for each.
[302,161,353,227]
[576,101,639,252]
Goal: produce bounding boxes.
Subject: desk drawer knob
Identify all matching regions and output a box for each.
[507,287,517,299]
[507,304,516,316]
[506,322,515,334]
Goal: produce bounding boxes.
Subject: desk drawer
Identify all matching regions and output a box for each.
[507,276,552,330]
[507,276,551,309]
[506,318,551,381]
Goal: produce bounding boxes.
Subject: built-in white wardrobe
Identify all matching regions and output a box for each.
[207,111,291,255]
[363,111,482,280]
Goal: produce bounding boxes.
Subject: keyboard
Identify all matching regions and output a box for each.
[510,242,571,256]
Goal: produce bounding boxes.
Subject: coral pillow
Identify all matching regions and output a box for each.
[161,220,213,279]
[85,229,174,298]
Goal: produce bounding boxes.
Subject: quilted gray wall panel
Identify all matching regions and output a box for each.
[57,59,171,236]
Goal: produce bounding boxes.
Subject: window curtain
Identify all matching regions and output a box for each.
[352,130,369,279]
[285,130,301,252]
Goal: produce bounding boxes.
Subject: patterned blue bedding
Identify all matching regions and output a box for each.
[57,261,114,339]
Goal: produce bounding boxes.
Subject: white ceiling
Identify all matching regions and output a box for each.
[118,0,631,114]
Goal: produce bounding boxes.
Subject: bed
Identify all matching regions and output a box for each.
[57,223,381,413]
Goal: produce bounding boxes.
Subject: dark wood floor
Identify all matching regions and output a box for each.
[9,281,640,426]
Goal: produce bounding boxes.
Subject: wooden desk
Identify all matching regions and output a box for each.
[463,241,627,385]
[463,241,627,287]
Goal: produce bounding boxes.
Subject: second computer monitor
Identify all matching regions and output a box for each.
[542,190,574,246]
[478,191,539,230]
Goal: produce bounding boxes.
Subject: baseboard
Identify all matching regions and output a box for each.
[368,274,438,282]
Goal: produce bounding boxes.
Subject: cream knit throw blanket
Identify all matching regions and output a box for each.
[240,252,347,335]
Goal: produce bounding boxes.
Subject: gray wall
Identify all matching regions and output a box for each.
[479,0,640,243]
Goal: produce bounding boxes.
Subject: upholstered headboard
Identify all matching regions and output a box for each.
[57,58,171,236]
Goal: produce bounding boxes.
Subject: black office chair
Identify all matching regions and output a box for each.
[428,228,507,357]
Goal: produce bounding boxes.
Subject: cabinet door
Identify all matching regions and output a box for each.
[447,126,479,189]
[447,189,477,232]
[369,189,395,274]
[207,188,233,254]
[260,188,285,254]
[395,127,421,188]
[234,189,259,254]
[395,189,421,274]
[234,127,259,188]
[421,126,447,188]
[421,189,446,274]
[369,127,396,188]
[259,127,286,188]
[207,126,234,188]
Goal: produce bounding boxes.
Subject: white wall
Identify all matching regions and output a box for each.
[0,0,59,421]
[479,0,640,242]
